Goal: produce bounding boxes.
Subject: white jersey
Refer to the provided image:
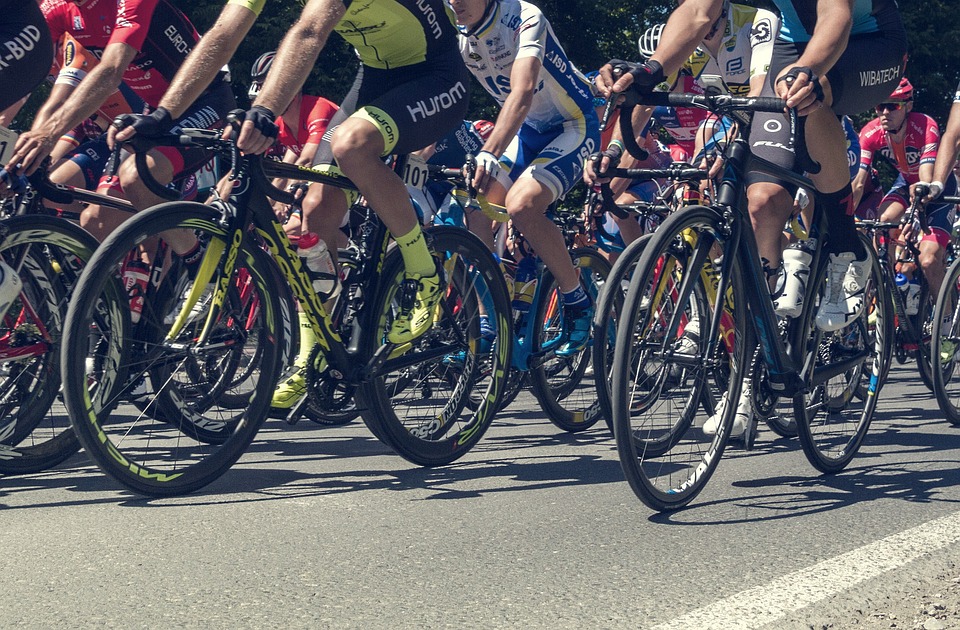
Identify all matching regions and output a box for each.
[456,0,594,133]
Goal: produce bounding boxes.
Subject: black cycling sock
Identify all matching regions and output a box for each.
[822,184,865,258]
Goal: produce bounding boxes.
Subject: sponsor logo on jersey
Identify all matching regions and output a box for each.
[73,16,84,31]
[407,81,467,122]
[860,65,901,87]
[751,18,773,46]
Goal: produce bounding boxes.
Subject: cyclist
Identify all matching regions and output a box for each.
[0,0,52,114]
[112,0,469,412]
[5,0,235,255]
[854,78,956,304]
[448,0,600,358]
[595,0,907,437]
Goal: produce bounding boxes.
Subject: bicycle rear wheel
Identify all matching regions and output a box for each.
[793,239,889,473]
[0,216,97,474]
[528,247,610,432]
[612,206,747,511]
[932,256,960,424]
[913,282,937,391]
[360,226,511,466]
[61,202,282,496]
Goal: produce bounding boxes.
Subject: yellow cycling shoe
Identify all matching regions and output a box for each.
[270,366,308,412]
[388,273,442,345]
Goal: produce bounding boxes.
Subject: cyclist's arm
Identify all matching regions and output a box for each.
[0,96,29,127]
[241,0,345,154]
[296,141,322,167]
[649,0,722,79]
[747,11,778,98]
[933,99,960,186]
[850,163,871,210]
[583,105,652,186]
[776,0,853,111]
[7,41,137,174]
[158,3,258,118]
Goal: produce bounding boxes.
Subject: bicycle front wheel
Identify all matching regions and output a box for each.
[61,202,282,496]
[0,215,98,475]
[612,205,747,511]
[932,255,960,424]
[793,238,889,473]
[360,226,512,466]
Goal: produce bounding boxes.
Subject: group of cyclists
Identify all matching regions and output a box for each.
[1,0,960,497]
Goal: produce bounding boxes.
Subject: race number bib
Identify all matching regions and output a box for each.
[0,126,18,166]
[401,154,430,189]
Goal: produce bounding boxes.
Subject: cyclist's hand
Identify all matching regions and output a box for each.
[599,60,665,105]
[472,150,500,195]
[109,108,174,148]
[914,181,943,204]
[4,126,57,176]
[775,66,824,116]
[700,151,726,179]
[584,142,623,185]
[235,106,279,155]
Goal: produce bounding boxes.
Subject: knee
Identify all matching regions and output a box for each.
[919,248,942,272]
[747,183,788,216]
[330,120,380,170]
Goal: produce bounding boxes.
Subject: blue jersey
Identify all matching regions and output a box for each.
[773,0,898,43]
[842,115,860,180]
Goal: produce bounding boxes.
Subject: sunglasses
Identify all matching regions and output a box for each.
[875,102,905,113]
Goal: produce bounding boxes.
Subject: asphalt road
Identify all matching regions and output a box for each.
[3,363,960,629]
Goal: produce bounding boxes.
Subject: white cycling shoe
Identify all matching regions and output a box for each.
[703,381,753,438]
[815,252,868,332]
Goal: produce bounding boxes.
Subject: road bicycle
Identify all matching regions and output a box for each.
[925,195,960,423]
[424,160,611,432]
[0,164,124,475]
[609,92,891,511]
[60,120,512,496]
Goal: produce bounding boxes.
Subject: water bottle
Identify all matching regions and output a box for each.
[122,259,150,323]
[775,239,814,318]
[298,232,340,303]
[512,255,538,313]
[906,276,921,316]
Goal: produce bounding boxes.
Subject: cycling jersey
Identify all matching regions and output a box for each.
[227,0,460,70]
[0,0,52,111]
[859,112,940,185]
[457,0,594,134]
[43,0,208,107]
[277,95,338,156]
[668,2,778,96]
[842,116,860,180]
[774,0,899,43]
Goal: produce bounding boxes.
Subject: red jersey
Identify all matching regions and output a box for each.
[858,112,940,185]
[277,96,338,156]
[42,0,201,107]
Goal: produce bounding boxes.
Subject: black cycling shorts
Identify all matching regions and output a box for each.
[312,56,470,170]
[748,6,907,182]
[0,0,53,112]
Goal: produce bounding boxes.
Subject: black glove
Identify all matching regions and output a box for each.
[606,59,666,106]
[244,105,278,140]
[112,107,175,138]
[776,66,825,104]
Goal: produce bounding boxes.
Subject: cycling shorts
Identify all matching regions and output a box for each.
[487,112,600,202]
[0,0,53,111]
[883,173,958,250]
[747,14,907,183]
[312,58,470,171]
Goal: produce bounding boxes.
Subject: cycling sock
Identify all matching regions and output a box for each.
[561,285,591,311]
[395,225,436,277]
[181,240,204,279]
[295,310,317,367]
[822,184,865,258]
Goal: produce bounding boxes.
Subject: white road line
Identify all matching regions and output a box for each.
[652,510,960,630]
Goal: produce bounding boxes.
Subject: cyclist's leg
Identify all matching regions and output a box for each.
[919,203,954,299]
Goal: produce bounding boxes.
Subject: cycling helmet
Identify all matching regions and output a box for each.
[248,51,276,100]
[889,77,914,102]
[638,24,664,60]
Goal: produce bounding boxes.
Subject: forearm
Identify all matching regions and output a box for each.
[485,91,532,156]
[933,105,960,184]
[850,169,868,208]
[159,4,258,117]
[794,1,853,76]
[32,83,75,130]
[255,0,342,116]
[650,0,719,77]
[41,64,126,139]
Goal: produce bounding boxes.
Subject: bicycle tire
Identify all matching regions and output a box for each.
[793,237,889,473]
[0,216,98,474]
[913,282,937,391]
[359,226,511,466]
[593,234,652,434]
[528,247,609,433]
[932,255,960,425]
[612,205,747,511]
[61,202,282,496]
